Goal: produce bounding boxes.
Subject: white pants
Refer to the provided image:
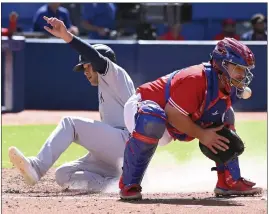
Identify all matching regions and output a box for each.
[123,93,173,146]
[29,116,129,192]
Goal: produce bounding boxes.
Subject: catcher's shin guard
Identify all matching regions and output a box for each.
[212,157,262,196]
[120,102,166,199]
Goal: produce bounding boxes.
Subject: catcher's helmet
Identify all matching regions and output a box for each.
[211,38,255,95]
[73,44,116,72]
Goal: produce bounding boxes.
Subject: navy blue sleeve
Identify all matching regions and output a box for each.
[68,36,108,74]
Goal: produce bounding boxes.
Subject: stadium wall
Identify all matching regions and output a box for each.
[2,38,267,112]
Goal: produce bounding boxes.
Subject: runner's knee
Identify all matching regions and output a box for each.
[55,165,72,186]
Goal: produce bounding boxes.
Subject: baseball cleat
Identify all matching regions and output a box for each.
[120,184,142,200]
[214,186,263,197]
[214,177,263,197]
[8,146,39,186]
[212,163,263,197]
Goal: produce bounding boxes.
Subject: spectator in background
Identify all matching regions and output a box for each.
[214,19,240,40]
[33,3,79,35]
[158,23,184,40]
[2,11,19,37]
[241,13,267,41]
[136,22,157,40]
[81,3,116,40]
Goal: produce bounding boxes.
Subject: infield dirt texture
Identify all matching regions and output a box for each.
[2,111,267,214]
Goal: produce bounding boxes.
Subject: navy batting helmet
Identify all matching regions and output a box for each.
[73,44,116,72]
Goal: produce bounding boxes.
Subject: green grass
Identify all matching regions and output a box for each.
[2,125,88,168]
[2,121,267,168]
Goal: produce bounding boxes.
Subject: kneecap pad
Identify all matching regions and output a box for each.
[134,102,167,140]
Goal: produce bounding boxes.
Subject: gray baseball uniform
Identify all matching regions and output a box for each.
[29,59,135,192]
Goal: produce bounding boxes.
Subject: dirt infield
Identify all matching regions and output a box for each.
[2,110,267,213]
[2,168,267,214]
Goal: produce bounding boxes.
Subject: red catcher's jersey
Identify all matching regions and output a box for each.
[137,64,206,117]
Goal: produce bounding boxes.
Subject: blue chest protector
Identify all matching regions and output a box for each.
[165,63,234,141]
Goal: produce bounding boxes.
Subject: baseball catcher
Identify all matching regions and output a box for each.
[8,16,135,192]
[120,38,262,200]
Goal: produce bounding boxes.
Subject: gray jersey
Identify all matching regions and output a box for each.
[98,60,135,128]
[12,34,136,192]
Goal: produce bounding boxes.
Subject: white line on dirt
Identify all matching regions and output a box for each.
[2,195,118,200]
[2,195,266,201]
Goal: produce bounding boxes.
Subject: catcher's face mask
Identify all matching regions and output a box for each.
[221,61,254,98]
[224,61,253,90]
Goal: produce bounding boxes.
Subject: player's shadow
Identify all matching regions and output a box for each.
[119,197,244,206]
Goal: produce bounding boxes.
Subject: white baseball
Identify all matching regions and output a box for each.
[241,87,252,99]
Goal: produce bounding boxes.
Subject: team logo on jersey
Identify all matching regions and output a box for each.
[212,110,219,116]
[99,92,104,103]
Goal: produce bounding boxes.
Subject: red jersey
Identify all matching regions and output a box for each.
[138,63,235,141]
[137,64,206,116]
[160,31,185,40]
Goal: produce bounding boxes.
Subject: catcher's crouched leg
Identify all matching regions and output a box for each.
[120,101,167,200]
[199,126,262,196]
